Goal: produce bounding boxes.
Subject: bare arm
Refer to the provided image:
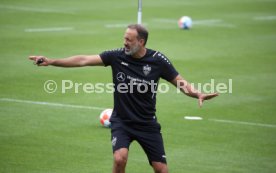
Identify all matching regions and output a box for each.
[170,74,218,107]
[29,55,104,67]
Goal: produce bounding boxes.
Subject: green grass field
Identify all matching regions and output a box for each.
[1,0,276,172]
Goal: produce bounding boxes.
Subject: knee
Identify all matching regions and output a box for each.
[152,162,168,173]
[113,152,128,167]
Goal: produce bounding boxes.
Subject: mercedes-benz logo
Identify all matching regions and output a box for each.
[116,72,126,82]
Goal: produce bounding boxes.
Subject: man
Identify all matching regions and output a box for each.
[29,24,218,173]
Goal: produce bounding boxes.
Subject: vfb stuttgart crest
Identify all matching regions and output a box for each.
[143,64,151,76]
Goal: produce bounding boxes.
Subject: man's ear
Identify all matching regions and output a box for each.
[139,38,145,46]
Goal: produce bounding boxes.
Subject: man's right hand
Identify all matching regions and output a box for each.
[29,56,51,66]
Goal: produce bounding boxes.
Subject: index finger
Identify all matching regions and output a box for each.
[205,93,219,100]
[29,56,37,60]
[198,98,203,108]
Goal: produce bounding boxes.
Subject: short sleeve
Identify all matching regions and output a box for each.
[100,48,121,66]
[160,56,179,81]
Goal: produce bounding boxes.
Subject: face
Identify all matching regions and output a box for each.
[124,28,143,55]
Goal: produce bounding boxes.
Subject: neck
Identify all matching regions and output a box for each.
[132,47,147,59]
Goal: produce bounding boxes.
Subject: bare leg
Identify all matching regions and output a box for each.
[152,162,168,173]
[112,148,129,173]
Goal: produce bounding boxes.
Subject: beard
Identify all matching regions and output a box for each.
[125,44,140,56]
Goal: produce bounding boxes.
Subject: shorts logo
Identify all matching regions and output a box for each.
[143,64,151,76]
[116,72,126,82]
[112,137,117,146]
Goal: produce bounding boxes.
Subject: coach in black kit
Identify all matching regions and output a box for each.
[30,24,218,173]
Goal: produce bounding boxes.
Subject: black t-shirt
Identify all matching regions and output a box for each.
[100,48,178,131]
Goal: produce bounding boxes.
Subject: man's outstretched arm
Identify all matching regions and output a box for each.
[29,55,104,67]
[170,74,219,107]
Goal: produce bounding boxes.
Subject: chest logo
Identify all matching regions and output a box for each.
[143,64,151,76]
[121,61,129,66]
[116,72,126,82]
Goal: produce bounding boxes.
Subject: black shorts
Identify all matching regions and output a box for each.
[111,122,167,165]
